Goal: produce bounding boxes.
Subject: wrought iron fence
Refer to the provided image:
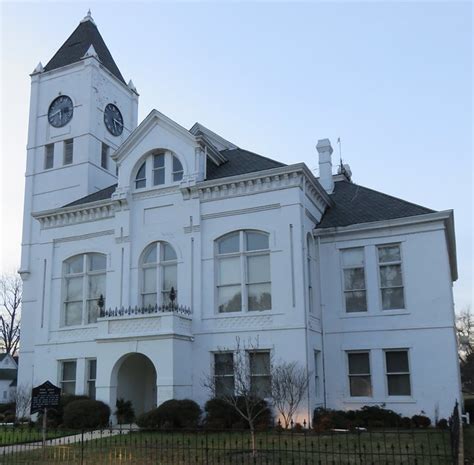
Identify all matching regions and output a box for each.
[0,425,457,465]
[99,303,191,318]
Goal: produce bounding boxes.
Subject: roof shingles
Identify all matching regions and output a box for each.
[44,19,125,84]
[317,180,435,229]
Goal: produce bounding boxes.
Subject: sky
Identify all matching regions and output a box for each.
[0,1,472,311]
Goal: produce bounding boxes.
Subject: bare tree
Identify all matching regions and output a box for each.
[456,306,473,360]
[203,337,272,456]
[14,384,31,420]
[0,272,22,355]
[272,361,310,429]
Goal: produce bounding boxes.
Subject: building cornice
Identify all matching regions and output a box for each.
[182,163,332,211]
[33,200,115,229]
[314,210,458,282]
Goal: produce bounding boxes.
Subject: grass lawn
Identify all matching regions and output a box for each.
[465,426,474,464]
[0,426,76,446]
[3,429,455,465]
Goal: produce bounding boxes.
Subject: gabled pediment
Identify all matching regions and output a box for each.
[112,109,198,164]
[190,123,237,152]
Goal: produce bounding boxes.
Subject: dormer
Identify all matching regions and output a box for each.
[112,110,202,192]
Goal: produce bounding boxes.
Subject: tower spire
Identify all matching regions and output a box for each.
[81,9,95,25]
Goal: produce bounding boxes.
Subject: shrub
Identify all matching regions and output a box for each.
[115,398,135,424]
[203,397,272,430]
[411,414,431,428]
[465,398,474,418]
[137,399,201,429]
[400,417,412,429]
[313,406,404,431]
[41,394,89,426]
[0,403,15,415]
[436,418,448,429]
[63,400,110,429]
[292,422,304,432]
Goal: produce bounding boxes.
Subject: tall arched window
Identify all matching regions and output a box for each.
[141,242,178,307]
[134,152,184,190]
[63,253,106,326]
[216,231,271,313]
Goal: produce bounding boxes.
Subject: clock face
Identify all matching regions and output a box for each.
[48,95,74,127]
[104,103,123,136]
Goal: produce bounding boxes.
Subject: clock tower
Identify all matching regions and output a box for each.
[20,11,138,274]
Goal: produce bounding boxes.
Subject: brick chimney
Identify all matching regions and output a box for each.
[316,138,334,193]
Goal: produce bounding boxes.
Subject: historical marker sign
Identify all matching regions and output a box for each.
[30,381,61,414]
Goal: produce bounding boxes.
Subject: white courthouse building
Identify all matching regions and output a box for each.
[17,13,461,423]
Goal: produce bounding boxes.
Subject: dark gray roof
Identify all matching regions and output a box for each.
[206,148,285,180]
[64,184,117,207]
[44,19,125,84]
[317,180,435,229]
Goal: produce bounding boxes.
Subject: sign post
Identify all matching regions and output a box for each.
[30,381,61,447]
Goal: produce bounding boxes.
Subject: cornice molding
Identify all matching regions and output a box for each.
[34,201,115,229]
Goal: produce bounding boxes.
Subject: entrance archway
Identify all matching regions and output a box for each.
[112,353,157,417]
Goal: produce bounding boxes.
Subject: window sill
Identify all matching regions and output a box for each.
[340,310,410,319]
[204,310,283,320]
[343,398,416,404]
[57,324,98,331]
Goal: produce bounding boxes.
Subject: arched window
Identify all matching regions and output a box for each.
[134,152,184,190]
[216,231,271,313]
[135,161,146,188]
[141,242,178,307]
[63,253,106,326]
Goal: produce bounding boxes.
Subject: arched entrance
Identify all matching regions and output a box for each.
[112,353,157,417]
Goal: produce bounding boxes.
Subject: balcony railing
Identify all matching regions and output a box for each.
[99,303,192,319]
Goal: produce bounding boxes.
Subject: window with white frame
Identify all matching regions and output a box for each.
[63,253,106,326]
[214,352,234,397]
[135,161,146,188]
[347,351,372,397]
[63,139,73,165]
[60,360,77,395]
[341,248,367,312]
[314,350,320,397]
[249,351,271,398]
[216,231,271,313]
[44,144,54,169]
[378,244,405,310]
[134,152,185,190]
[87,359,97,399]
[141,242,178,307]
[385,350,411,396]
[172,155,184,181]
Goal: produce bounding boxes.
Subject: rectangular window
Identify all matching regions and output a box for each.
[214,352,234,397]
[217,255,242,313]
[249,351,271,398]
[44,144,54,169]
[60,360,77,395]
[153,154,165,185]
[87,359,97,399]
[385,350,411,396]
[101,143,109,169]
[314,350,320,397]
[341,248,367,312]
[63,139,73,165]
[378,245,405,310]
[172,156,184,182]
[347,352,372,397]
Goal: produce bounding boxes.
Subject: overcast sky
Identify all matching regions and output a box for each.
[0,1,472,311]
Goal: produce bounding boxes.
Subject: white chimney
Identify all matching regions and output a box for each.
[316,138,334,193]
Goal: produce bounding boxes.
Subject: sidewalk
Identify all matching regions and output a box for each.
[0,426,135,456]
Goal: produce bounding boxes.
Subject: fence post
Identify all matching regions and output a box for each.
[449,400,464,465]
[81,429,84,465]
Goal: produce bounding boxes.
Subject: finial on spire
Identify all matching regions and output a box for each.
[81,9,95,24]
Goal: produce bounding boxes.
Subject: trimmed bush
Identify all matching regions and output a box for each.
[436,418,448,429]
[41,394,89,427]
[400,417,413,429]
[63,400,110,429]
[203,397,272,430]
[137,399,201,429]
[411,414,431,428]
[313,406,404,431]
